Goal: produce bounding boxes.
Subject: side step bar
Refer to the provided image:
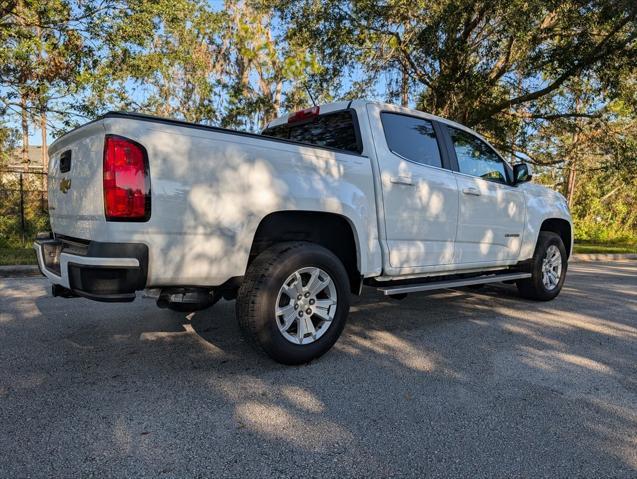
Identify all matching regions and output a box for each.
[378,272,532,295]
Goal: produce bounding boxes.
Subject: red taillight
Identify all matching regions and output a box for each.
[103,135,150,221]
[288,106,320,124]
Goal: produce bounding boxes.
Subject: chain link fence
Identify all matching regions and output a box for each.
[0,169,50,248]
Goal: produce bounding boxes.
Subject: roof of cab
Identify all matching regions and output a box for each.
[360,100,487,140]
[266,99,475,133]
[264,99,484,141]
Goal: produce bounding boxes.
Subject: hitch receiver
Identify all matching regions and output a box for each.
[52,284,78,298]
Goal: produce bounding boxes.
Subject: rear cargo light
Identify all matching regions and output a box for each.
[103,135,151,221]
[288,106,320,124]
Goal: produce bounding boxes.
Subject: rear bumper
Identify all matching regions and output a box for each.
[34,237,148,302]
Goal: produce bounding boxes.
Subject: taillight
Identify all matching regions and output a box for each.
[103,135,151,221]
[288,106,320,124]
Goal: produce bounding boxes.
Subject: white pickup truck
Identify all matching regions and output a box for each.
[35,100,572,364]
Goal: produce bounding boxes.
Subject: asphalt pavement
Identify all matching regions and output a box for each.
[1,261,636,478]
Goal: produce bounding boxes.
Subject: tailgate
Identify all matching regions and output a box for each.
[47,119,107,239]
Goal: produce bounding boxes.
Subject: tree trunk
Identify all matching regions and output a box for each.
[566,162,577,209]
[260,79,283,129]
[401,65,409,107]
[565,97,582,209]
[40,108,48,189]
[20,92,29,170]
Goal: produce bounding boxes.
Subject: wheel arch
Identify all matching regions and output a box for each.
[248,211,363,294]
[540,218,572,258]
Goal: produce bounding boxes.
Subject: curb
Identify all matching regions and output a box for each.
[571,253,637,262]
[0,265,42,278]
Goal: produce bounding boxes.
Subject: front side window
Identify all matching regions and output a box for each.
[449,128,509,184]
[381,112,443,168]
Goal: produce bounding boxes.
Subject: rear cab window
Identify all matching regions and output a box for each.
[261,110,361,154]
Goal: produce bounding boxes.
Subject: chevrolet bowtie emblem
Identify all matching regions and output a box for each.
[60,177,71,194]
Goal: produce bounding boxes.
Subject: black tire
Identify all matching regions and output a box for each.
[236,242,350,365]
[517,231,568,301]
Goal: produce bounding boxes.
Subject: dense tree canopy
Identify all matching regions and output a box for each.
[1,0,636,242]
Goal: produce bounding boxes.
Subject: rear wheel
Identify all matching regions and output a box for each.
[517,231,567,301]
[237,242,350,364]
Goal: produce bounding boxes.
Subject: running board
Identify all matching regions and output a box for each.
[378,272,532,295]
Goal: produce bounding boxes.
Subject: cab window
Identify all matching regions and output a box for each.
[449,128,509,184]
[381,112,443,168]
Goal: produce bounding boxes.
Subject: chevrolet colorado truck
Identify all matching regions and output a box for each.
[35,100,572,364]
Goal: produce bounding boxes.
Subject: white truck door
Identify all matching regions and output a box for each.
[367,104,459,269]
[444,126,525,264]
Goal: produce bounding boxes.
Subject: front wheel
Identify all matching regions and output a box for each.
[517,231,568,301]
[236,242,350,365]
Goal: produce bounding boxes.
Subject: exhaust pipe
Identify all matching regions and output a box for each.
[156,287,220,312]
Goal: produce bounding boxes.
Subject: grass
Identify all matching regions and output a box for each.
[573,241,637,254]
[0,247,37,266]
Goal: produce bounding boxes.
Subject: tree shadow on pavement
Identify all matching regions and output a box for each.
[0,262,635,477]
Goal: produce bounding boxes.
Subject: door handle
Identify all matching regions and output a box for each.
[390,176,414,186]
[462,187,481,196]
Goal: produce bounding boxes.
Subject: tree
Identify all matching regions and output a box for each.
[221,1,321,129]
[0,120,18,169]
[81,0,229,124]
[275,0,636,139]
[0,0,96,178]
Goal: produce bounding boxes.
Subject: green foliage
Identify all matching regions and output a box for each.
[0,248,37,266]
[573,242,637,254]
[0,207,50,248]
[570,178,637,243]
[274,0,637,146]
[77,0,321,130]
[0,174,50,248]
[0,120,18,167]
[0,0,96,136]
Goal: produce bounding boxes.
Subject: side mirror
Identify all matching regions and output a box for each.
[513,163,532,184]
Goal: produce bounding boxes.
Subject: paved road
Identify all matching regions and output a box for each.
[1,262,636,478]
